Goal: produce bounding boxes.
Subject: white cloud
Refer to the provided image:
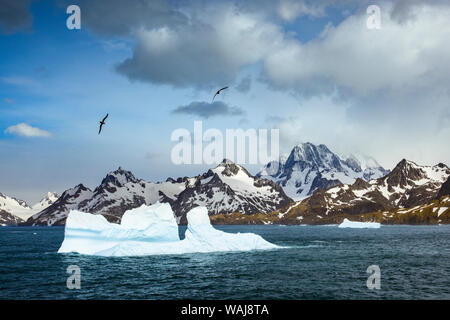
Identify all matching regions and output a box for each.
[112,1,450,98]
[264,4,450,96]
[277,0,326,21]
[5,123,51,138]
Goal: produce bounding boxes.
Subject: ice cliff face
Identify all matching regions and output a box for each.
[57,203,278,256]
[258,142,389,201]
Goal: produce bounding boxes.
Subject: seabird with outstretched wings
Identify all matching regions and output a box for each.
[98,113,108,135]
[212,86,228,102]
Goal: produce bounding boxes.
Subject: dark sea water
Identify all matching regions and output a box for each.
[1,225,449,300]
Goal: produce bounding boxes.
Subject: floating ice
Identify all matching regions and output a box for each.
[58,203,278,256]
[338,218,381,229]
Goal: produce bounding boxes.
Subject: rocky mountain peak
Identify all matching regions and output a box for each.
[221,158,235,165]
[215,159,248,177]
[100,167,139,187]
[352,178,370,190]
[299,158,450,218]
[0,192,31,209]
[63,184,91,198]
[43,192,59,201]
[385,159,429,188]
[286,142,342,171]
[343,155,362,173]
[258,142,389,201]
[32,192,60,212]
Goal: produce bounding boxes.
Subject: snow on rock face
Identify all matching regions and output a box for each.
[258,143,389,201]
[0,209,24,226]
[338,218,380,229]
[170,159,292,223]
[26,167,187,226]
[0,191,59,221]
[0,192,32,220]
[27,184,94,226]
[58,203,278,256]
[31,192,59,213]
[294,159,450,222]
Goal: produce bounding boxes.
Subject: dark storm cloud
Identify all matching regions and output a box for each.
[0,0,33,34]
[172,101,244,119]
[64,0,282,88]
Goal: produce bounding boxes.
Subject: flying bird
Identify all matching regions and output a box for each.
[212,86,228,102]
[98,113,108,135]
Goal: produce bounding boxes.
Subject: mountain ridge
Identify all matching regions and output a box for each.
[25,159,292,226]
[0,191,59,222]
[2,143,448,227]
[211,158,450,225]
[257,142,389,200]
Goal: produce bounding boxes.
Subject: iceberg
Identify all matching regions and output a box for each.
[338,218,381,229]
[58,203,278,256]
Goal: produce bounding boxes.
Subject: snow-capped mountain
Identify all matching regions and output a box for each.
[214,159,450,225]
[27,168,186,226]
[31,192,59,212]
[0,209,24,226]
[342,153,390,181]
[0,192,32,221]
[292,159,450,220]
[27,184,94,226]
[0,191,59,224]
[258,142,389,201]
[78,167,185,222]
[26,161,292,226]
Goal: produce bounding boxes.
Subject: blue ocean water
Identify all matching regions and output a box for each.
[0,225,449,299]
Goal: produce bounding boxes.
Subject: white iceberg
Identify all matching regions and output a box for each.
[338,218,381,229]
[58,203,278,256]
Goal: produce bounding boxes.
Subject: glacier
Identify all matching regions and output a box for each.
[58,203,279,256]
[338,218,381,229]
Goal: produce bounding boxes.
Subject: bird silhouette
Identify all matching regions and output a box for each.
[98,114,108,135]
[212,86,228,102]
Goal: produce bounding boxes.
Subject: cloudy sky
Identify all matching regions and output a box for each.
[1,0,449,203]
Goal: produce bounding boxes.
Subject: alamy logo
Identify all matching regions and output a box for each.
[366,5,381,29]
[366,265,381,290]
[66,265,81,289]
[171,121,279,169]
[66,5,81,30]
